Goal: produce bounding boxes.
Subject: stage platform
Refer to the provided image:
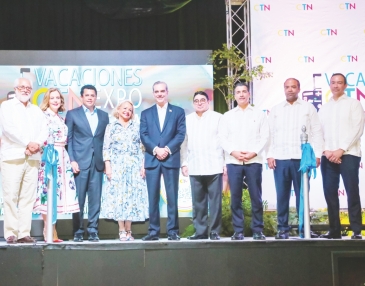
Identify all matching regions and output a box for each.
[1,237,365,286]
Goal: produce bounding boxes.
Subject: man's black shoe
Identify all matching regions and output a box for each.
[73,234,83,242]
[275,230,289,239]
[210,232,220,240]
[231,232,244,240]
[187,233,208,240]
[88,233,99,242]
[142,234,159,241]
[167,233,180,241]
[351,233,362,240]
[319,232,341,239]
[310,231,319,238]
[300,231,319,238]
[253,232,266,240]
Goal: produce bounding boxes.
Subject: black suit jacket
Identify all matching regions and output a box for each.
[140,103,186,169]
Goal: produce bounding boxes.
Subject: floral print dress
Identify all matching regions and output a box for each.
[101,120,149,221]
[33,109,79,214]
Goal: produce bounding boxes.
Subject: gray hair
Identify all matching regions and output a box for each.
[14,78,33,88]
[152,81,168,92]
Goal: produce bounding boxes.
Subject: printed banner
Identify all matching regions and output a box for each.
[0,64,214,219]
[251,1,365,209]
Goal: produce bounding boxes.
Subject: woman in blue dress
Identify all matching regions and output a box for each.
[101,100,149,241]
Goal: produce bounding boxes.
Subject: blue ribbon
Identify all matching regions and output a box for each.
[42,144,59,224]
[298,143,317,237]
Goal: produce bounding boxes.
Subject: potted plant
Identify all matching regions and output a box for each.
[209,43,272,109]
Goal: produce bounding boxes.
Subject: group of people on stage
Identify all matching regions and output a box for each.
[182,73,364,242]
[0,79,142,244]
[0,72,363,244]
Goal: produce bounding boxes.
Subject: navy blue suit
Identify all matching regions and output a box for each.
[65,106,109,235]
[140,103,186,236]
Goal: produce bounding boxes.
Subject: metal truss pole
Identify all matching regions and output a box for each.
[225,0,252,107]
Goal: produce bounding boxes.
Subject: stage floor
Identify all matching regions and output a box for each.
[1,236,365,286]
[0,235,360,246]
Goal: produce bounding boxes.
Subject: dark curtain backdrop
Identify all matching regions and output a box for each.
[0,0,228,113]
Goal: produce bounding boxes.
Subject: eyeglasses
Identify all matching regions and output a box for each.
[193,98,208,104]
[16,86,32,92]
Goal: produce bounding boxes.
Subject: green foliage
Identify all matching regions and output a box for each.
[220,191,234,236]
[310,210,329,225]
[182,190,277,238]
[209,44,272,107]
[340,211,365,236]
[287,208,329,236]
[181,223,195,238]
[222,190,277,237]
[182,193,365,238]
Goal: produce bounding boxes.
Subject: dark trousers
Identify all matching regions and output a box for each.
[321,155,362,234]
[190,174,223,235]
[73,156,103,235]
[227,163,263,233]
[273,159,301,232]
[145,165,180,236]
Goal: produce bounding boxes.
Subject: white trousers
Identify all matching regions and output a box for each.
[1,158,39,239]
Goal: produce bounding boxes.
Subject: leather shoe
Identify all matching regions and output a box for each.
[142,234,159,241]
[253,232,266,240]
[74,234,83,242]
[231,232,244,240]
[187,233,208,240]
[300,231,319,238]
[275,230,289,239]
[310,231,319,238]
[6,236,17,244]
[167,233,181,241]
[88,233,99,242]
[17,236,36,243]
[210,232,220,240]
[351,233,362,240]
[319,232,341,239]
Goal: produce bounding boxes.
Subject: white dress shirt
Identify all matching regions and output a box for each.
[267,98,323,159]
[219,105,269,165]
[83,105,99,136]
[181,110,224,175]
[318,94,364,157]
[153,103,170,155]
[0,97,48,161]
[157,103,168,131]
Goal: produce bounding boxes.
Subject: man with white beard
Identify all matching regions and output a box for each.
[0,78,48,244]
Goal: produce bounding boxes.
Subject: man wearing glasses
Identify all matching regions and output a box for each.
[181,91,225,240]
[0,78,48,244]
[219,82,269,240]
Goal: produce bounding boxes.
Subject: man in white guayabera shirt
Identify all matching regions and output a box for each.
[219,82,269,241]
[181,91,225,240]
[267,78,323,239]
[318,73,365,240]
[0,78,48,244]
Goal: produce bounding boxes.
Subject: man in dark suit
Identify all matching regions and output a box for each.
[65,85,109,242]
[140,81,186,240]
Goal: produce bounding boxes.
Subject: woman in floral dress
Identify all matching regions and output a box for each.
[33,88,79,242]
[101,100,149,241]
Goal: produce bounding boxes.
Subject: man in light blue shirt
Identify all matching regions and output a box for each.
[66,85,109,242]
[83,105,99,135]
